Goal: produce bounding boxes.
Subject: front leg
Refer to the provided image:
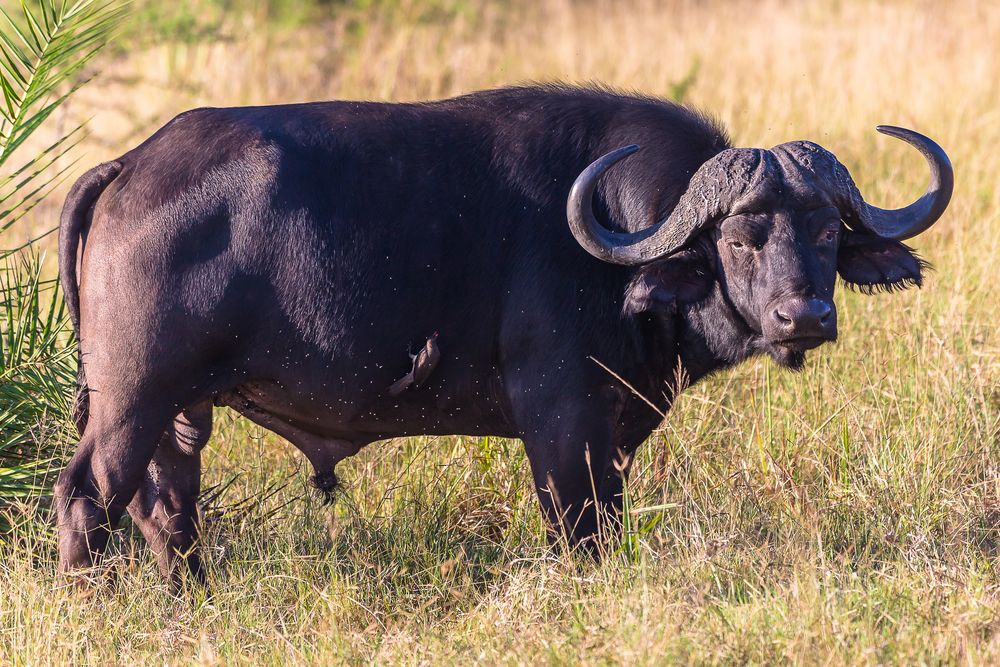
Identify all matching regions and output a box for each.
[516,390,631,550]
[498,280,657,551]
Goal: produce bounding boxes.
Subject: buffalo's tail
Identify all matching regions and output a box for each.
[58,161,122,436]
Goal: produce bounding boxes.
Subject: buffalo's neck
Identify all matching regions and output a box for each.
[635,288,760,411]
[680,287,760,379]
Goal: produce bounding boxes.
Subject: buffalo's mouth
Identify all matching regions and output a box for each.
[766,335,836,370]
[774,336,832,352]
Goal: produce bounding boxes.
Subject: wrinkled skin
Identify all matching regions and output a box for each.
[624,211,923,371]
[712,207,921,370]
[54,86,934,587]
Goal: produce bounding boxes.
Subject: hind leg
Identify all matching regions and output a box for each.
[55,395,175,576]
[127,402,211,586]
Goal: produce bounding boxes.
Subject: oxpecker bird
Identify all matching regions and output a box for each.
[388,333,441,396]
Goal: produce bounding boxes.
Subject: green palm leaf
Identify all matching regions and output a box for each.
[0,1,127,165]
[0,251,76,531]
[0,0,126,529]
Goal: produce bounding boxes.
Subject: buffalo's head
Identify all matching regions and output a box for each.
[567,127,953,369]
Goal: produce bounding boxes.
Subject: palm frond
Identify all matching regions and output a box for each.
[0,0,127,529]
[0,251,76,531]
[0,0,127,165]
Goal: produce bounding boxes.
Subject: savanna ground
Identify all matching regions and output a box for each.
[1,0,999,664]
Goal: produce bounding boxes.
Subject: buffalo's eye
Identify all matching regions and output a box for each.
[818,227,839,244]
[729,238,762,253]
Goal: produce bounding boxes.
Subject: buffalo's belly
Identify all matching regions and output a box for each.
[219,374,515,443]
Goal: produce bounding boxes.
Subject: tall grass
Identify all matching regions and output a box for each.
[1,0,998,664]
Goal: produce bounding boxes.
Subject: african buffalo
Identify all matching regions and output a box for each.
[55,85,952,584]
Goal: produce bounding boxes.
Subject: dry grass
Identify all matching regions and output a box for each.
[2,0,999,664]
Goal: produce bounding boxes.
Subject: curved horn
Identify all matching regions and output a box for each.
[567,145,769,265]
[566,144,645,265]
[854,126,953,240]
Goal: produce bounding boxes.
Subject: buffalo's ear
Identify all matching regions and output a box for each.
[623,250,714,316]
[837,230,928,293]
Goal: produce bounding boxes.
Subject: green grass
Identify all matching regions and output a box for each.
[1,0,999,664]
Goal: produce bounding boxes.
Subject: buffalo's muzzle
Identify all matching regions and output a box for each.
[766,297,837,349]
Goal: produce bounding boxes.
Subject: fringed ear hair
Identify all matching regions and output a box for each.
[841,266,929,295]
[837,233,929,294]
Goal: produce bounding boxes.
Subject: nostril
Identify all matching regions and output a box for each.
[813,301,833,324]
[771,299,835,339]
